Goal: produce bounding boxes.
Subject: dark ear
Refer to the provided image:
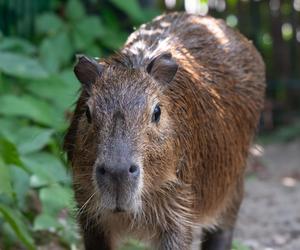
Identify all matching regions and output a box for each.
[146,53,178,84]
[74,54,103,88]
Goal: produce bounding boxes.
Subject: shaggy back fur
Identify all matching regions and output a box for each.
[64,12,265,249]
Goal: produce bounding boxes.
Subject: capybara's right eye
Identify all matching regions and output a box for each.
[85,107,92,123]
[152,104,161,123]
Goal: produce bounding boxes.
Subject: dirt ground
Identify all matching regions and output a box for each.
[235,138,300,250]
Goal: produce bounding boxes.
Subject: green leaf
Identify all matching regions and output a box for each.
[66,0,85,21]
[0,138,23,167]
[109,0,146,23]
[21,152,70,187]
[39,184,74,215]
[59,68,78,85]
[72,16,104,50]
[33,213,61,231]
[0,204,36,250]
[100,29,128,50]
[100,7,122,31]
[85,44,102,57]
[0,157,13,196]
[35,13,64,36]
[0,95,65,128]
[25,71,79,110]
[39,32,73,73]
[58,215,80,245]
[10,166,30,209]
[0,121,54,154]
[0,118,19,142]
[0,52,48,79]
[14,127,53,155]
[34,211,79,245]
[1,221,20,248]
[0,37,36,55]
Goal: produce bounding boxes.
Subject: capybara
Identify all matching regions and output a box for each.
[64,12,265,250]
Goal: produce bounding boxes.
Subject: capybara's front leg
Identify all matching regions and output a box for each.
[202,177,243,250]
[201,228,234,250]
[82,229,111,250]
[157,227,193,250]
[79,215,112,250]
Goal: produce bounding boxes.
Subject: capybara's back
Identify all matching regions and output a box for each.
[65,12,265,250]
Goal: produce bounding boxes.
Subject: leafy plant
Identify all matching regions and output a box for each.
[0,0,159,248]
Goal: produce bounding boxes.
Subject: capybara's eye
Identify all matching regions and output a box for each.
[85,106,92,123]
[152,104,161,123]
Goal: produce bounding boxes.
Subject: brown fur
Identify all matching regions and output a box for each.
[64,12,265,250]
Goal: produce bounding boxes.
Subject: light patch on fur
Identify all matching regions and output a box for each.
[198,18,229,47]
[141,28,163,37]
[191,224,202,250]
[132,156,144,215]
[128,40,147,56]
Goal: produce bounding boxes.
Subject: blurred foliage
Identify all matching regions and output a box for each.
[0,0,158,249]
[258,120,300,145]
[0,0,299,249]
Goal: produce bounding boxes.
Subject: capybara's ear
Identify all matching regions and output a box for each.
[74,54,103,88]
[146,52,178,85]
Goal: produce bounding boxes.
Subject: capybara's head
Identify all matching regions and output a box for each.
[65,54,179,214]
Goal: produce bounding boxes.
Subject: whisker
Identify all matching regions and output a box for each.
[76,192,96,218]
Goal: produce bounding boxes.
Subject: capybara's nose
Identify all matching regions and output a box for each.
[96,162,140,184]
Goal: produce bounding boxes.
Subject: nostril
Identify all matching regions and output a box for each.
[97,164,106,175]
[129,164,139,174]
[99,168,106,175]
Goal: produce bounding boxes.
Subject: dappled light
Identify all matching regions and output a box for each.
[250,144,264,157]
[282,177,297,187]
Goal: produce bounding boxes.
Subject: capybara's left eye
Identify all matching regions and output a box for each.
[152,104,161,123]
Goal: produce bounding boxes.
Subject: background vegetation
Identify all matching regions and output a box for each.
[0,0,299,249]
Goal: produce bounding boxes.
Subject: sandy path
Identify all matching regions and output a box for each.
[235,138,300,250]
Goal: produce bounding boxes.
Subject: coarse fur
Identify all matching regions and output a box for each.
[64,12,265,250]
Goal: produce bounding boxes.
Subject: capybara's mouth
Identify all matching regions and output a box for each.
[112,207,126,213]
[97,188,141,214]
